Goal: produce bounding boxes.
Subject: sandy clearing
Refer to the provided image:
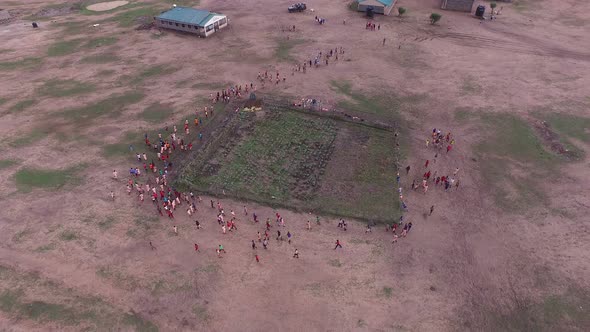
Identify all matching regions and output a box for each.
[86,1,129,12]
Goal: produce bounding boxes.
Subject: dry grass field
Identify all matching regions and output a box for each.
[0,0,589,331]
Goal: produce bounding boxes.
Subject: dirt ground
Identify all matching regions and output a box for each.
[1,0,589,331]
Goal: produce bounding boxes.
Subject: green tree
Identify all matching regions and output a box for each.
[430,13,442,25]
[490,2,497,11]
[398,7,406,16]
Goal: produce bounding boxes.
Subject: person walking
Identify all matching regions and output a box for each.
[334,239,342,249]
[173,225,178,235]
[405,165,410,174]
[307,220,311,230]
[429,205,434,216]
[251,240,256,250]
[149,241,156,250]
[262,238,268,249]
[219,244,226,253]
[194,243,199,252]
[293,249,299,258]
[382,38,386,46]
[255,254,260,263]
[112,170,118,179]
[287,231,292,244]
[195,220,202,229]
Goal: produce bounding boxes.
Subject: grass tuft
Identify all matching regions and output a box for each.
[328,259,342,267]
[0,290,23,312]
[37,79,96,97]
[112,6,164,27]
[97,216,117,230]
[61,92,145,125]
[6,99,37,114]
[0,159,18,169]
[58,230,78,241]
[275,39,306,62]
[0,57,42,71]
[34,243,56,253]
[84,36,118,49]
[545,113,590,142]
[132,65,179,85]
[80,53,120,64]
[47,39,83,57]
[123,311,159,332]
[141,102,174,123]
[14,167,81,192]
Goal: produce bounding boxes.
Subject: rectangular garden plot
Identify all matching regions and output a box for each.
[177,108,400,222]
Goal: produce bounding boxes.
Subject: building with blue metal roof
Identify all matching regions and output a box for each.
[154,7,228,37]
[357,0,396,15]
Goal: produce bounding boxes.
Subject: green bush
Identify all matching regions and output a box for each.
[430,13,442,25]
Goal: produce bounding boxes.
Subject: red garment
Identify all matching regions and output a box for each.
[425,160,429,168]
[447,145,452,153]
[194,244,199,251]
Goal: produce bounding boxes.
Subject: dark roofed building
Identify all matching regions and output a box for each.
[155,7,228,37]
[441,0,476,12]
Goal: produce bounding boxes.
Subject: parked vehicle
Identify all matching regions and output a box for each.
[288,3,307,13]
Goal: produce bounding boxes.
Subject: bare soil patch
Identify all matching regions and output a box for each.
[87,1,129,12]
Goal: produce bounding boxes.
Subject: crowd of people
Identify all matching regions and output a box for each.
[107,15,446,263]
[111,119,426,262]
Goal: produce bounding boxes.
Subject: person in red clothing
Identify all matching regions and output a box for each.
[194,243,199,252]
[334,239,342,250]
[447,145,452,153]
[441,176,446,185]
[426,171,431,180]
[424,160,429,168]
[255,254,260,263]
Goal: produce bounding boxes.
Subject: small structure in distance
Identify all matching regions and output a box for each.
[155,7,228,38]
[356,0,396,16]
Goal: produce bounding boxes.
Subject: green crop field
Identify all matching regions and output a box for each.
[178,107,401,222]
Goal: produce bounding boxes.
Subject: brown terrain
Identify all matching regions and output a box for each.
[0,0,589,331]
